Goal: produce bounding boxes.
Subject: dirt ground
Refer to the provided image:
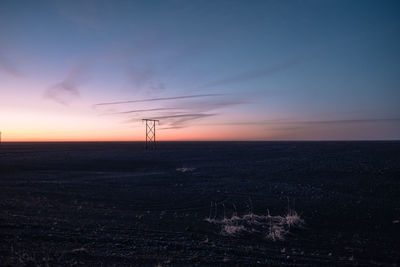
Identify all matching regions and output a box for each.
[0,141,399,266]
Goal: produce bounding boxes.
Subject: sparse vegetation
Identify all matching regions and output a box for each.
[205,202,304,241]
[176,167,196,173]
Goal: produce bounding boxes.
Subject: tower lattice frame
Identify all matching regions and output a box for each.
[142,119,159,150]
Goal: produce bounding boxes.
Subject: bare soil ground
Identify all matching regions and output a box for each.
[0,141,399,266]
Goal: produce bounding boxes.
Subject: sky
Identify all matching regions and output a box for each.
[0,0,399,141]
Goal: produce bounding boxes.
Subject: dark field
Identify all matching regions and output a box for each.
[0,141,399,266]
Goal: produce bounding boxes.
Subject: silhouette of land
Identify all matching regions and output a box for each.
[0,141,399,265]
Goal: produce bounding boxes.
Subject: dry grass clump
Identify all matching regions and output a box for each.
[205,201,304,241]
[284,209,303,228]
[222,224,246,235]
[176,167,196,173]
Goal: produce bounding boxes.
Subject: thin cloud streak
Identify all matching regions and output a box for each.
[105,108,179,115]
[201,117,400,126]
[124,113,216,128]
[95,94,245,130]
[96,94,247,130]
[197,59,305,89]
[292,118,400,125]
[94,94,224,106]
[171,100,247,112]
[147,113,216,120]
[159,126,185,130]
[103,101,244,116]
[154,113,217,130]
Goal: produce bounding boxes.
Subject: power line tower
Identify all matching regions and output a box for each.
[142,119,159,150]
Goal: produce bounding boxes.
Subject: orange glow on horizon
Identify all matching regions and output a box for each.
[1,125,268,142]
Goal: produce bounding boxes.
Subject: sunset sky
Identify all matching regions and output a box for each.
[0,0,399,141]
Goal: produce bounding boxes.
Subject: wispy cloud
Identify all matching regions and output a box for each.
[201,117,400,126]
[95,93,246,129]
[146,113,217,129]
[122,113,217,128]
[147,113,216,120]
[171,99,246,113]
[94,94,224,106]
[44,65,89,105]
[104,99,245,115]
[290,118,400,125]
[0,54,23,77]
[196,59,305,89]
[103,107,179,115]
[126,66,165,94]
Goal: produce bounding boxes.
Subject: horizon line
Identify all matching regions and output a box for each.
[1,139,399,143]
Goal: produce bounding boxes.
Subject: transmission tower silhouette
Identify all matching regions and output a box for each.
[142,119,159,150]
